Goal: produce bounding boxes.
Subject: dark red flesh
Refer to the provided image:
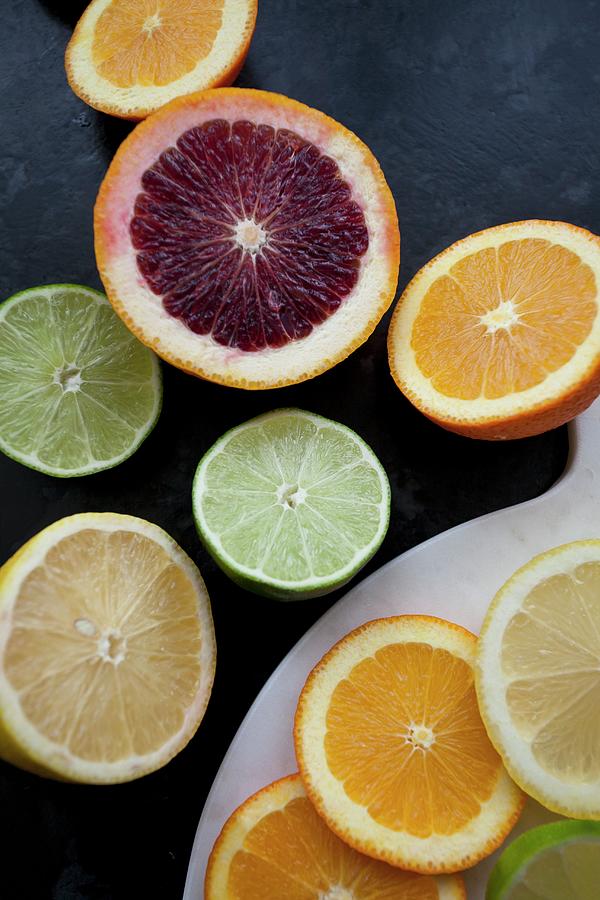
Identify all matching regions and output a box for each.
[130,119,369,352]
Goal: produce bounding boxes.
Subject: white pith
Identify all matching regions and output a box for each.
[296,617,522,872]
[66,0,256,116]
[0,285,162,477]
[95,89,399,388]
[0,513,216,783]
[205,774,466,900]
[477,539,600,816]
[389,221,600,423]
[192,409,390,592]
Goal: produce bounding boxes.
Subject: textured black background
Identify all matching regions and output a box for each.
[3,0,599,896]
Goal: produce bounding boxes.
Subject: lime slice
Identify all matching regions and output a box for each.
[487,819,600,899]
[192,409,390,600]
[0,284,162,477]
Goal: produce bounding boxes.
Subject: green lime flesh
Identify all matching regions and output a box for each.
[487,820,600,900]
[192,409,390,600]
[0,284,162,477]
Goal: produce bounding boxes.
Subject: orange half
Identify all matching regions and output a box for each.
[388,221,600,439]
[205,774,467,899]
[65,0,258,119]
[294,616,524,874]
[94,88,399,389]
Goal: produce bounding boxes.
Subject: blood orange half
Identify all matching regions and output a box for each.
[94,88,399,389]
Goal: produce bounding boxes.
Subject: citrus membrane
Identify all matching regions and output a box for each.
[294,616,523,873]
[0,513,215,783]
[476,540,600,817]
[94,88,400,388]
[206,774,467,899]
[192,409,390,599]
[66,0,258,119]
[0,284,161,476]
[486,819,600,900]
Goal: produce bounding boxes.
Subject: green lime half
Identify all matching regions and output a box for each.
[0,284,162,477]
[487,819,600,900]
[192,409,390,600]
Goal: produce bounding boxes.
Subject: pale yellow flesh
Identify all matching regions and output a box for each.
[501,561,600,782]
[0,517,214,781]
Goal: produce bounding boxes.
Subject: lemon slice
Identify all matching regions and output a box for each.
[0,513,215,783]
[476,540,600,817]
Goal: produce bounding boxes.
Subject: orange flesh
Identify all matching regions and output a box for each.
[92,0,224,87]
[4,529,202,761]
[325,643,502,838]
[411,239,597,400]
[229,795,440,899]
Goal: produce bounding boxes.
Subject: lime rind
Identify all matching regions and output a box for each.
[0,284,162,477]
[486,819,600,899]
[192,409,391,600]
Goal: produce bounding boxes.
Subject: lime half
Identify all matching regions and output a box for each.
[487,820,600,900]
[192,409,390,600]
[0,284,162,476]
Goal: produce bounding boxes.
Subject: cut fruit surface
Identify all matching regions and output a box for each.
[205,774,467,899]
[295,616,523,873]
[486,819,600,900]
[388,221,600,439]
[65,0,257,119]
[476,540,600,818]
[192,409,390,600]
[95,88,399,388]
[0,284,161,477]
[0,513,215,783]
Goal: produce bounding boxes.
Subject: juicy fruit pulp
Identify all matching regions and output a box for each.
[295,616,523,873]
[412,239,596,400]
[206,775,466,900]
[0,285,161,476]
[92,0,224,87]
[486,820,600,900]
[192,409,390,599]
[132,119,369,351]
[325,641,501,837]
[477,540,600,817]
[0,514,215,783]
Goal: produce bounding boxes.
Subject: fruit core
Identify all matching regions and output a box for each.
[54,364,82,393]
[321,888,354,900]
[481,299,520,333]
[131,119,369,352]
[406,723,435,750]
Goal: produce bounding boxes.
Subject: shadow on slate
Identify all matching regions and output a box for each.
[4,0,598,897]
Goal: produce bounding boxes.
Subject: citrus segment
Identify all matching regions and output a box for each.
[65,0,257,119]
[205,774,467,899]
[0,513,215,783]
[486,819,600,900]
[476,540,600,817]
[0,284,161,477]
[295,616,523,873]
[95,88,400,388]
[388,221,600,439]
[192,409,390,599]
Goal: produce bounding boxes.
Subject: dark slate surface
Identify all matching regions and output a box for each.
[4,0,599,896]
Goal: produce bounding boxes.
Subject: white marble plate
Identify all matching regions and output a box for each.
[184,397,600,899]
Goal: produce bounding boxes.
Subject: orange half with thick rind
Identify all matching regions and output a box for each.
[294,616,524,874]
[205,774,467,899]
[65,0,258,120]
[388,220,600,439]
[94,88,400,389]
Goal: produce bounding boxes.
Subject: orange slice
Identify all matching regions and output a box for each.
[94,88,399,389]
[388,221,600,439]
[65,0,258,119]
[294,616,524,874]
[0,513,215,783]
[205,774,467,899]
